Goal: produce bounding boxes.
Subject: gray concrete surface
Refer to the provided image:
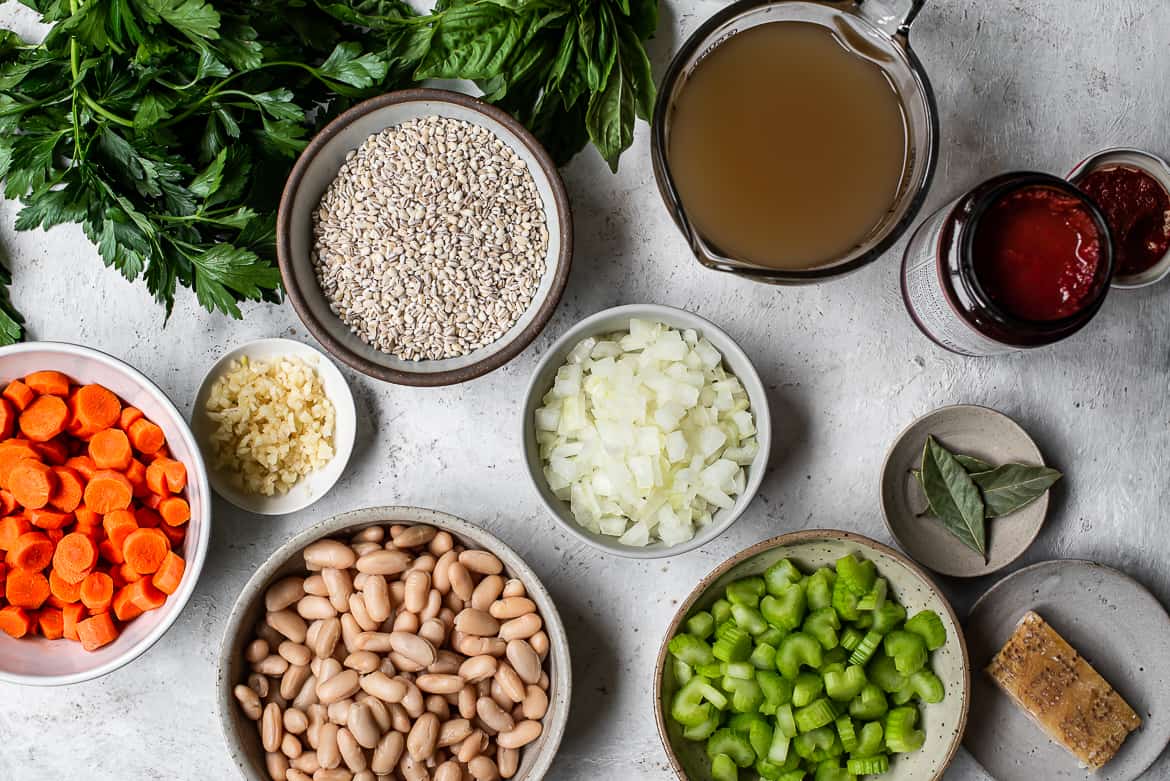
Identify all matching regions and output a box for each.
[1,0,1168,778]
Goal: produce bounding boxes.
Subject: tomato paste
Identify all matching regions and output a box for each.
[1076,165,1170,277]
[972,187,1104,322]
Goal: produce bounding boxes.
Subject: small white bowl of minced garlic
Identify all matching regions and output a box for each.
[192,338,356,515]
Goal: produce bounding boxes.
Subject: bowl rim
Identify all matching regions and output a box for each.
[652,529,972,781]
[190,337,357,516]
[519,303,773,559]
[216,505,572,781]
[0,340,211,687]
[276,87,574,387]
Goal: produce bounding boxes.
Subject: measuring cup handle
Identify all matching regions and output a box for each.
[858,0,926,38]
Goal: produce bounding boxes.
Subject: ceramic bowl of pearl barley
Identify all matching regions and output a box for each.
[277,88,573,387]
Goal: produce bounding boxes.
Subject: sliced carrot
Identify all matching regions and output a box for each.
[0,561,6,590]
[24,371,71,397]
[112,585,143,621]
[76,611,119,651]
[7,531,53,571]
[102,509,138,549]
[27,508,73,530]
[0,605,33,638]
[119,406,144,431]
[18,395,70,442]
[8,458,56,510]
[88,428,133,471]
[152,551,185,595]
[34,438,69,465]
[0,398,14,439]
[158,496,190,527]
[160,522,186,546]
[37,607,64,639]
[6,569,50,608]
[0,440,41,488]
[147,457,187,494]
[127,419,165,456]
[74,504,100,527]
[142,492,163,510]
[72,384,121,433]
[2,381,35,411]
[122,528,168,575]
[51,533,97,583]
[46,528,64,545]
[80,571,114,612]
[98,539,124,565]
[48,465,84,512]
[0,515,31,550]
[125,458,148,497]
[49,568,82,603]
[0,489,13,515]
[123,577,166,612]
[83,470,133,514]
[62,602,86,640]
[134,507,162,529]
[65,455,97,481]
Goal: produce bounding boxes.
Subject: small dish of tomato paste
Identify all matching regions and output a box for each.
[1070,148,1170,289]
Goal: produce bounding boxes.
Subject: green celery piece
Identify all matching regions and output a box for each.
[855,721,884,757]
[856,578,887,612]
[710,752,739,781]
[759,671,792,711]
[795,698,838,733]
[727,576,767,607]
[793,726,836,759]
[868,654,907,694]
[767,725,792,764]
[731,603,769,636]
[777,772,806,781]
[724,661,755,680]
[848,684,889,721]
[726,677,765,713]
[792,671,824,707]
[670,633,715,667]
[821,647,848,670]
[697,662,724,679]
[840,627,864,652]
[762,585,807,632]
[836,555,877,596]
[824,665,868,702]
[728,712,764,735]
[671,677,728,726]
[758,626,786,647]
[909,670,945,703]
[804,607,841,650]
[890,684,916,706]
[853,612,874,630]
[751,642,778,671]
[884,707,924,753]
[714,624,753,663]
[832,577,862,621]
[835,715,858,753]
[806,568,837,611]
[749,719,774,760]
[813,760,855,781]
[683,709,722,740]
[673,657,694,686]
[847,755,889,775]
[708,728,756,767]
[756,757,786,780]
[777,632,823,679]
[686,610,716,640]
[774,703,798,739]
[883,631,928,675]
[765,559,804,595]
[848,631,883,666]
[904,610,947,651]
[870,602,907,635]
[713,599,733,625]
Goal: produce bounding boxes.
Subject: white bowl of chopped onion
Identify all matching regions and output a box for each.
[522,305,771,558]
[192,338,356,516]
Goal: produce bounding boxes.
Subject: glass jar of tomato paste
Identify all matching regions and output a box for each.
[901,172,1115,356]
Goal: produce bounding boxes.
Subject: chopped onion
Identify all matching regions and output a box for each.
[536,319,759,547]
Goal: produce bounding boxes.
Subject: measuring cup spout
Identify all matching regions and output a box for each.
[857,0,926,38]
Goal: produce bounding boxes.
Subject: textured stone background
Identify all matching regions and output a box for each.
[1,0,1168,778]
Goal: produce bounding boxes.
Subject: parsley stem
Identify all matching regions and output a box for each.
[66,0,135,129]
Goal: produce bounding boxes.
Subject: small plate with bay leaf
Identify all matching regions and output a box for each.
[880,405,1061,577]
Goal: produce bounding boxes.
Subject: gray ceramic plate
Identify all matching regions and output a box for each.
[881,405,1048,578]
[965,560,1170,781]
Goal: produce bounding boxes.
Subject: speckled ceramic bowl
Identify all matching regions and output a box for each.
[654,530,970,781]
[217,506,571,781]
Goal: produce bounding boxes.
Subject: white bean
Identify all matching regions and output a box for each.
[389,632,436,667]
[488,598,535,621]
[337,727,367,772]
[304,574,329,597]
[262,703,284,752]
[282,664,312,700]
[475,697,514,734]
[497,746,519,779]
[448,562,474,602]
[246,638,270,664]
[318,670,361,705]
[347,593,379,633]
[355,549,411,576]
[322,568,353,613]
[343,651,380,674]
[505,640,541,685]
[282,733,303,759]
[254,655,289,677]
[265,751,289,781]
[266,577,306,612]
[392,525,436,549]
[415,674,463,695]
[428,531,454,556]
[458,550,502,576]
[437,718,472,748]
[362,576,391,623]
[360,672,406,703]
[371,731,405,775]
[268,610,308,644]
[285,707,309,735]
[304,540,356,570]
[317,723,341,769]
[471,575,504,612]
[498,613,541,642]
[496,720,542,749]
[347,702,380,749]
[298,595,338,620]
[434,760,461,781]
[522,684,548,720]
[313,769,352,781]
[234,684,262,720]
[468,755,500,781]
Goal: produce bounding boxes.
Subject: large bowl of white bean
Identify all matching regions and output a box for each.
[218,506,571,781]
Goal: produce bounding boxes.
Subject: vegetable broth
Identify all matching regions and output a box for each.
[667,21,910,270]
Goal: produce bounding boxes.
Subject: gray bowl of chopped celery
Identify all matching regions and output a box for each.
[654,530,970,781]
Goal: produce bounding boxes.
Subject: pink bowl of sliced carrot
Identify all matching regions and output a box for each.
[0,341,210,686]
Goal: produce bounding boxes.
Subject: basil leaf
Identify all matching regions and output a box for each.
[971,464,1062,518]
[616,14,654,121]
[954,454,993,474]
[921,436,987,558]
[416,5,522,80]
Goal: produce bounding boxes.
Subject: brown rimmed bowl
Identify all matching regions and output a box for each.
[277,89,573,387]
[653,530,970,781]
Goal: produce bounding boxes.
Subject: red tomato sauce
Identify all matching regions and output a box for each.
[972,187,1104,322]
[1076,165,1170,277]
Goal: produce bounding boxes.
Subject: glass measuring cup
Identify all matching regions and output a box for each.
[651,0,938,283]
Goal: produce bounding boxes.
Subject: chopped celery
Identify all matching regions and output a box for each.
[793,726,836,759]
[854,721,884,757]
[696,662,724,679]
[672,677,728,726]
[847,631,883,666]
[768,726,792,764]
[803,607,841,650]
[806,568,837,611]
[774,703,798,738]
[750,719,775,760]
[777,772,806,781]
[752,642,778,671]
[762,585,807,632]
[758,626,786,647]
[835,715,858,753]
[686,610,716,640]
[853,612,873,630]
[904,609,947,650]
[727,576,767,607]
[847,755,889,775]
[856,578,887,611]
[673,657,694,686]
[726,677,765,713]
[890,684,915,706]
[765,559,804,595]
[724,661,756,680]
[792,671,825,707]
[795,698,838,733]
[712,598,733,625]
[759,670,793,712]
[824,665,867,702]
[884,707,925,753]
[683,709,722,740]
[731,603,769,636]
[831,577,861,621]
[813,760,855,781]
[714,624,753,663]
[848,684,889,721]
[708,728,756,767]
[839,627,864,652]
[868,655,907,694]
[777,632,823,679]
[755,758,785,780]
[883,631,927,675]
[820,647,848,670]
[836,554,877,596]
[728,712,762,735]
[670,633,715,667]
[870,602,906,635]
[711,752,739,781]
[909,670,944,703]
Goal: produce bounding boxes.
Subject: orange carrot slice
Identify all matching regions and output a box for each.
[48,465,84,512]
[0,398,14,439]
[122,528,168,575]
[88,428,133,471]
[83,470,133,514]
[18,395,70,442]
[76,611,118,651]
[62,602,86,640]
[118,406,144,431]
[27,508,73,531]
[0,605,33,638]
[64,455,97,481]
[24,371,71,397]
[152,551,185,595]
[112,585,143,621]
[37,607,64,639]
[7,531,53,571]
[0,515,31,551]
[80,571,114,612]
[127,419,165,455]
[8,458,56,510]
[0,440,41,488]
[2,381,35,411]
[51,533,97,583]
[6,569,50,609]
[158,497,190,527]
[49,568,82,603]
[72,384,121,433]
